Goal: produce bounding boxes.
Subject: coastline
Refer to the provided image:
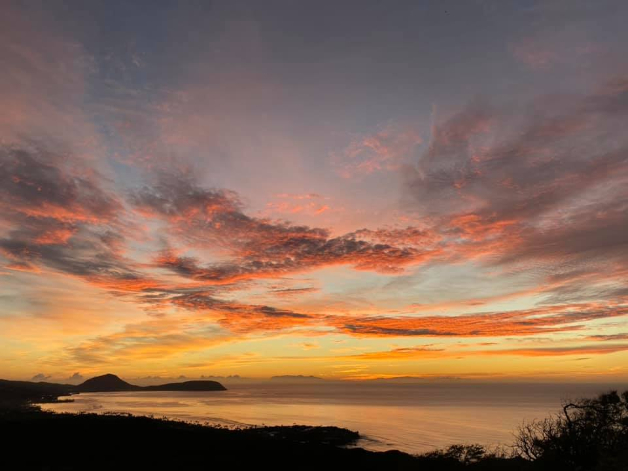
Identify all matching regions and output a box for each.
[0,380,527,470]
[37,380,628,454]
[3,378,627,470]
[1,404,528,471]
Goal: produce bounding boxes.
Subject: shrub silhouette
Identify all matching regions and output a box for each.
[424,444,491,464]
[514,390,628,470]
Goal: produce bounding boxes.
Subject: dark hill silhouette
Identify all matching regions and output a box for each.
[0,374,227,399]
[75,374,226,392]
[76,374,138,392]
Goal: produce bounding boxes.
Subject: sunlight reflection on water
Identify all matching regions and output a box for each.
[40,382,626,453]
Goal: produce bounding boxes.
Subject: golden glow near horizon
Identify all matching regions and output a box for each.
[1,1,628,383]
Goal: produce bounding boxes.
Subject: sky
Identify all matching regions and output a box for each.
[1,0,628,383]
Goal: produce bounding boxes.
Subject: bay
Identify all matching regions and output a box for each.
[40,381,627,454]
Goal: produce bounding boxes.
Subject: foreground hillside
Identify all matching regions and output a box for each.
[0,406,527,471]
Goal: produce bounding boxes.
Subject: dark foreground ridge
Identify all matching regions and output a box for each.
[0,378,626,471]
[0,406,525,471]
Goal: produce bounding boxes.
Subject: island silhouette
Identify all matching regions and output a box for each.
[0,373,225,403]
[75,373,226,392]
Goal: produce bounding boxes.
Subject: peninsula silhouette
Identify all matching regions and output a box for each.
[0,374,225,402]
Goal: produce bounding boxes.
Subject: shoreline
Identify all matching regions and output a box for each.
[1,404,528,471]
[35,383,583,454]
[3,378,627,469]
[0,381,525,470]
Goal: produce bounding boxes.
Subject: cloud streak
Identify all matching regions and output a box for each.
[346,343,628,361]
[331,303,628,338]
[134,173,435,282]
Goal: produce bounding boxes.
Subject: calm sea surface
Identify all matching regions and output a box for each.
[40,382,627,453]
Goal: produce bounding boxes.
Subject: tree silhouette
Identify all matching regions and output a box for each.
[514,390,628,470]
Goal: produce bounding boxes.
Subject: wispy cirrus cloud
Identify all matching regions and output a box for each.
[66,317,230,365]
[264,193,331,216]
[585,333,628,342]
[346,343,628,362]
[330,302,628,338]
[0,3,99,150]
[332,123,422,178]
[267,287,321,298]
[0,145,154,291]
[403,77,628,295]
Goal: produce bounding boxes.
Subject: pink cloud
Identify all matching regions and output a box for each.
[333,124,422,178]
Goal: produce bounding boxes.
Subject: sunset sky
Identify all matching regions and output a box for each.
[1,0,628,383]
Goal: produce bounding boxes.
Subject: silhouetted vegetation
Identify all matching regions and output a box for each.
[0,379,626,470]
[514,390,628,471]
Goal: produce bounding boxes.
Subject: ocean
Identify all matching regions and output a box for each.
[40,381,627,454]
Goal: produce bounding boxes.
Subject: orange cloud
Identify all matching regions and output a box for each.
[170,292,317,334]
[268,287,320,298]
[486,344,628,357]
[330,303,628,338]
[136,174,438,284]
[346,346,444,361]
[264,193,331,217]
[345,343,628,362]
[68,318,231,364]
[34,228,76,245]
